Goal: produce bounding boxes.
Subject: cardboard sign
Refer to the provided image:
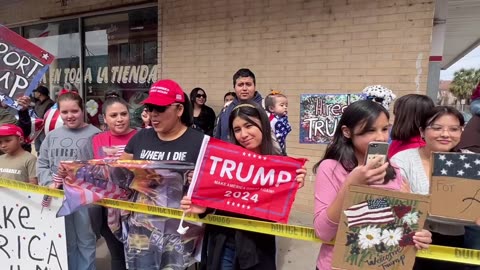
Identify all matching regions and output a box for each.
[0,187,67,269]
[430,152,480,222]
[299,94,365,144]
[0,25,54,109]
[332,185,429,270]
[189,137,307,223]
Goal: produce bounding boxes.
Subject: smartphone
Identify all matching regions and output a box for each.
[365,142,389,168]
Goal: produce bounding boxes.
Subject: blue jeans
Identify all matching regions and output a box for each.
[471,99,480,116]
[465,226,480,270]
[220,242,236,270]
[65,207,97,270]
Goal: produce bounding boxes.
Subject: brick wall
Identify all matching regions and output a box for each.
[0,0,153,25]
[0,0,436,219]
[159,0,435,217]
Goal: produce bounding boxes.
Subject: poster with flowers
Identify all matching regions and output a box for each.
[332,185,430,270]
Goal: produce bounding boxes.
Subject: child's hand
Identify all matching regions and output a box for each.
[346,156,388,186]
[180,196,206,214]
[413,229,432,250]
[295,166,307,188]
[57,164,69,178]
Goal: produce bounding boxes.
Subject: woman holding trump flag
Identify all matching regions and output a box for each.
[181,102,307,270]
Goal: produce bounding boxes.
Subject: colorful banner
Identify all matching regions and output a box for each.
[59,160,203,268]
[0,25,55,109]
[0,187,67,270]
[299,94,365,144]
[189,137,307,223]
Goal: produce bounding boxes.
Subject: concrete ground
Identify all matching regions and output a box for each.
[95,212,321,270]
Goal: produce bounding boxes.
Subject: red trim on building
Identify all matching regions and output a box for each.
[429,56,443,62]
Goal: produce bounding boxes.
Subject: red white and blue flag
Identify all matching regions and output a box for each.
[343,198,395,227]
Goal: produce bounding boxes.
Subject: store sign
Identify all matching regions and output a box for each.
[0,25,54,109]
[299,94,365,144]
[41,65,158,85]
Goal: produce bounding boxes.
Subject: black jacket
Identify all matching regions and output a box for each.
[193,105,216,136]
[200,211,276,270]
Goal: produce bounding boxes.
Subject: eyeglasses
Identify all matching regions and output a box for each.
[196,94,206,99]
[146,104,179,113]
[426,125,463,134]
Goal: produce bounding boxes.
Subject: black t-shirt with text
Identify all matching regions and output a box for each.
[124,127,204,163]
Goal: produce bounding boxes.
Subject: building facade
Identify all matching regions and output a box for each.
[1,0,436,216]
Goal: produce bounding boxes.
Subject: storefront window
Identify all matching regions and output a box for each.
[83,7,158,128]
[24,20,80,99]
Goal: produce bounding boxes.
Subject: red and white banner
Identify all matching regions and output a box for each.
[189,137,307,223]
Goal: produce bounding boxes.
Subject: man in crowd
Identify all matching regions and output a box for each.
[215,68,263,141]
[33,85,54,152]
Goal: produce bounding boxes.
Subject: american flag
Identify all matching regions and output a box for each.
[432,152,480,180]
[56,163,131,217]
[344,198,395,227]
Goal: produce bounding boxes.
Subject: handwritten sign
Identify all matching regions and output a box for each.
[189,137,307,223]
[0,25,54,109]
[0,187,67,269]
[332,185,429,270]
[430,152,480,222]
[299,94,364,144]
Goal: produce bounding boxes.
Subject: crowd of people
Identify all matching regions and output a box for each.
[0,68,480,270]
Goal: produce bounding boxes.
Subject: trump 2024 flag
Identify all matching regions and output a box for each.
[188,136,307,223]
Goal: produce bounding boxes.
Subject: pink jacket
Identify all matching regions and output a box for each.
[313,159,404,270]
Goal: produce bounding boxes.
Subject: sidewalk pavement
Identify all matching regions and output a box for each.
[95,211,321,270]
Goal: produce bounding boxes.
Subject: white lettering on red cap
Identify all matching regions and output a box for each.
[175,94,183,101]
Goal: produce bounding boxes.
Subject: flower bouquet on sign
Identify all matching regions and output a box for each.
[332,185,430,270]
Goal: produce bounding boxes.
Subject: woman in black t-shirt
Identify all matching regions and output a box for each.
[190,87,216,136]
[120,79,205,270]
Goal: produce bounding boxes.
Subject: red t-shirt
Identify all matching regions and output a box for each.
[91,129,137,159]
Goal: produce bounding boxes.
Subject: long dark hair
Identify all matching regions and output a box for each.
[313,100,396,183]
[391,94,434,141]
[102,97,130,115]
[190,87,206,107]
[228,102,276,155]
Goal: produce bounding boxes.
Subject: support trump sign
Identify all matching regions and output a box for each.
[0,25,54,109]
[189,137,307,223]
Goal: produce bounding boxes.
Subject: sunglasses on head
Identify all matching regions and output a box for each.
[196,94,206,98]
[146,104,179,113]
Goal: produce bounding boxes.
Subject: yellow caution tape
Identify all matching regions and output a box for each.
[0,177,479,265]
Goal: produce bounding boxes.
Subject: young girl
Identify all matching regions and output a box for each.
[181,102,306,270]
[264,91,291,155]
[78,97,137,270]
[313,100,432,270]
[37,92,100,270]
[388,94,435,158]
[391,106,465,270]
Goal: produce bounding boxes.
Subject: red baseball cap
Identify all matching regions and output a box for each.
[0,124,24,138]
[142,79,185,106]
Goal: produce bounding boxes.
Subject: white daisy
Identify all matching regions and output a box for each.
[381,227,403,246]
[402,211,419,225]
[86,99,99,117]
[358,225,381,249]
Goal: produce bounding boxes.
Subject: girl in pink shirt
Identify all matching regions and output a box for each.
[313,100,432,270]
